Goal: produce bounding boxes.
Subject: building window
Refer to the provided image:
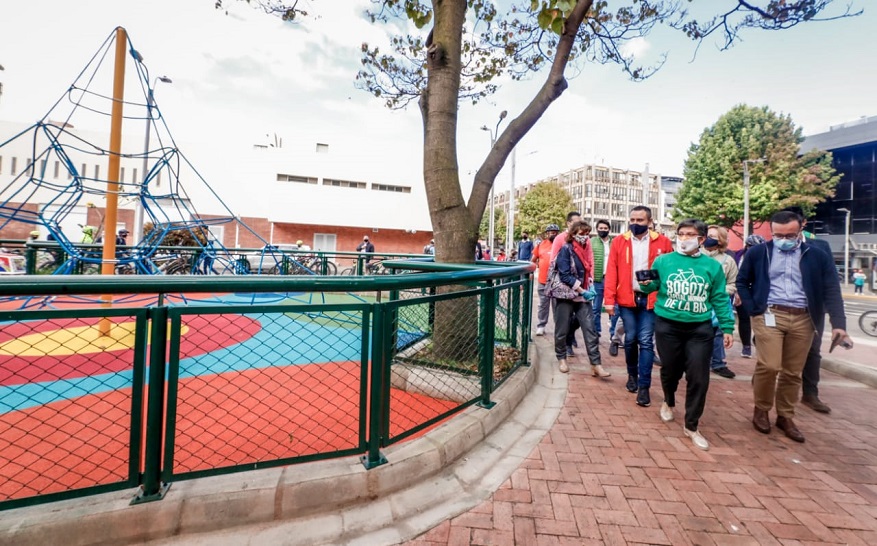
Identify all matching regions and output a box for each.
[54,161,60,179]
[277,173,318,184]
[132,168,138,183]
[120,167,125,183]
[94,164,100,180]
[372,183,412,193]
[323,178,367,189]
[40,159,47,175]
[81,163,87,178]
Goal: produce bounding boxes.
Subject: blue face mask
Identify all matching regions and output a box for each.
[703,237,719,249]
[774,238,799,252]
[629,223,648,236]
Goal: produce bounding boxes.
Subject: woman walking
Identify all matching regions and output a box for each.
[638,219,734,451]
[704,225,738,379]
[552,220,609,377]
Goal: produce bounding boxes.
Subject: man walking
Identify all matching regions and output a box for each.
[604,206,673,407]
[590,219,618,340]
[737,210,849,443]
[532,224,560,336]
[517,231,534,262]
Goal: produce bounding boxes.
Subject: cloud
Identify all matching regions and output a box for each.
[620,37,651,60]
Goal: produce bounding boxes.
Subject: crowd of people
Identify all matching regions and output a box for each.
[530,205,852,452]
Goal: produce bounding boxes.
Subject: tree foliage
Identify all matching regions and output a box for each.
[515,181,574,240]
[674,104,840,229]
[478,204,506,249]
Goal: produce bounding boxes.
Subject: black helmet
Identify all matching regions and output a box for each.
[545,223,560,232]
[745,234,765,246]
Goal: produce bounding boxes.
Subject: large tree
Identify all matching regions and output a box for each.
[515,181,574,240]
[220,0,857,358]
[674,104,841,230]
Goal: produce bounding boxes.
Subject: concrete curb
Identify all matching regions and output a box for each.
[821,356,877,389]
[1,339,566,546]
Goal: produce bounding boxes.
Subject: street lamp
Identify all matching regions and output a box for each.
[742,158,765,242]
[480,110,507,252]
[507,149,538,258]
[134,75,173,245]
[838,207,851,285]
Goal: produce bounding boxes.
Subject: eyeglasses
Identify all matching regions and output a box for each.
[771,232,800,240]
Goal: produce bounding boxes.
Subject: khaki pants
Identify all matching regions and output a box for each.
[751,311,815,418]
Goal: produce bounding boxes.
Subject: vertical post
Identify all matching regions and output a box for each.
[99,27,128,336]
[521,273,532,366]
[507,147,516,256]
[25,241,36,275]
[132,304,171,503]
[361,302,388,469]
[478,281,497,409]
[134,89,153,246]
[844,209,851,285]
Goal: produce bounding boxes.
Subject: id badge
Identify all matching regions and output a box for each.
[764,312,776,328]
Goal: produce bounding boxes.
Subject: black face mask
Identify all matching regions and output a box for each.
[629,224,648,236]
[597,230,609,239]
[522,236,528,240]
[548,234,557,242]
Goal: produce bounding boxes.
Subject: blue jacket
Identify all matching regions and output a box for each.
[736,241,846,330]
[557,243,589,292]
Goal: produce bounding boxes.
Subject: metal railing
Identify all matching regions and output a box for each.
[0,259,533,510]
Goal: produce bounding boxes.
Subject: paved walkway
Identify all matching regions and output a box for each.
[405,326,877,545]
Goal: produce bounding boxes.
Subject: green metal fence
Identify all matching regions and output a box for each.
[0,260,533,510]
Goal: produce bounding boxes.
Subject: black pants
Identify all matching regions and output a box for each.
[736,304,752,347]
[802,314,825,397]
[655,316,713,431]
[554,299,601,365]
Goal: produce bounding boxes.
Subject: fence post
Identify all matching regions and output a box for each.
[361,301,388,469]
[131,303,172,504]
[25,241,36,275]
[478,281,496,409]
[520,274,532,366]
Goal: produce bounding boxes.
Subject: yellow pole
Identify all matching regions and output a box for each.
[100,27,127,336]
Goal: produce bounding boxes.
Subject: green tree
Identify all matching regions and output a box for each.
[675,104,841,231]
[515,182,573,240]
[478,205,506,250]
[221,0,858,358]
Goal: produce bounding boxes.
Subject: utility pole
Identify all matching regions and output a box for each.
[742,158,765,241]
[481,110,507,252]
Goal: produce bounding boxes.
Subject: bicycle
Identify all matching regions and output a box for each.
[860,310,877,338]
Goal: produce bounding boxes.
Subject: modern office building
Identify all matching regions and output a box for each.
[801,116,877,282]
[660,175,684,222]
[493,163,665,235]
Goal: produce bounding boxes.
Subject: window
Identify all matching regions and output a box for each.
[81,163,87,178]
[40,159,47,174]
[132,168,138,183]
[54,161,60,179]
[0,156,4,174]
[120,167,125,183]
[10,157,16,175]
[276,173,318,184]
[314,233,336,252]
[372,183,412,193]
[323,178,366,189]
[94,164,100,180]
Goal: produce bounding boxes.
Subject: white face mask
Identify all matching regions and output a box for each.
[676,238,700,255]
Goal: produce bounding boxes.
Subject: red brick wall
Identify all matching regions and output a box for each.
[0,203,39,240]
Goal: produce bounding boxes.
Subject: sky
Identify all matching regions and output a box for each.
[1,0,874,198]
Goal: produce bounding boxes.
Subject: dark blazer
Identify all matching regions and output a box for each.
[736,241,846,330]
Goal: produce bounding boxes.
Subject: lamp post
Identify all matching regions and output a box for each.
[838,207,851,285]
[506,149,538,258]
[134,75,172,245]
[480,110,507,252]
[742,158,765,242]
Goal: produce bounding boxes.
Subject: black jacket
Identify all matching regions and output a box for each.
[736,241,846,330]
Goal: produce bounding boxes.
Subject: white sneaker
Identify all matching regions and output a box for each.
[684,427,709,451]
[558,359,569,373]
[536,326,545,336]
[660,402,674,423]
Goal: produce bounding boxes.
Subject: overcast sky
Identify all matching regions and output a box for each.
[1,1,874,196]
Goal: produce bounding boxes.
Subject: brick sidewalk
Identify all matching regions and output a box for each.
[405,334,877,545]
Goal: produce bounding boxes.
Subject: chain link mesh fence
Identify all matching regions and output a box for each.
[0,310,144,507]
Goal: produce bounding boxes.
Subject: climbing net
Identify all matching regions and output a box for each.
[0,28,296,277]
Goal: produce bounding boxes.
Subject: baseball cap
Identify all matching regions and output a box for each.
[296,240,303,245]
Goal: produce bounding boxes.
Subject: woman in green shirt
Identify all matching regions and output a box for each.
[639,219,734,451]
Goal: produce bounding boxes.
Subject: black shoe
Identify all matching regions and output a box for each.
[636,387,651,407]
[567,346,575,357]
[711,366,736,379]
[609,342,619,357]
[626,376,637,393]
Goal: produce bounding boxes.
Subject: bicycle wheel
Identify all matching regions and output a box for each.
[340,267,355,276]
[859,310,877,337]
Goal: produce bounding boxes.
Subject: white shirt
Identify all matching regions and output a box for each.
[601,238,609,276]
[631,233,650,293]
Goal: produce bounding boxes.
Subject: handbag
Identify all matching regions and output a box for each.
[545,247,581,300]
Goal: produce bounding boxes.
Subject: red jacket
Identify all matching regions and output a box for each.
[604,230,673,309]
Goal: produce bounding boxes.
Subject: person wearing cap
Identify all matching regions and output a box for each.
[532,223,560,336]
[734,234,765,359]
[115,229,129,246]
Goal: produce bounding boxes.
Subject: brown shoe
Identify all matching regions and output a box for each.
[801,394,831,414]
[752,407,771,434]
[776,416,805,443]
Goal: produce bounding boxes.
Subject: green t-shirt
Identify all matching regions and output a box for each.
[639,251,735,333]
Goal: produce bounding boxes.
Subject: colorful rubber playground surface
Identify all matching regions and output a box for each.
[0,292,456,502]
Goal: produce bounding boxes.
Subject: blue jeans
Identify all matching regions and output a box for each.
[710,327,726,369]
[618,295,656,389]
[592,281,620,337]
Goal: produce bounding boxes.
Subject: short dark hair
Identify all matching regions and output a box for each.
[770,210,803,227]
[565,220,592,242]
[677,218,707,236]
[631,205,652,219]
[566,211,581,222]
[780,206,806,222]
[596,219,610,229]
